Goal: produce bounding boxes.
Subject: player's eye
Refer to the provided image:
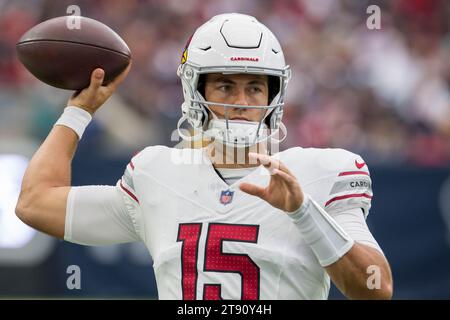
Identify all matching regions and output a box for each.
[217,84,232,93]
[248,86,263,94]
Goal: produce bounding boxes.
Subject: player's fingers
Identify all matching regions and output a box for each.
[248,152,295,178]
[279,162,295,178]
[239,182,266,199]
[248,152,279,171]
[272,169,297,187]
[249,152,293,178]
[107,61,132,91]
[89,68,105,91]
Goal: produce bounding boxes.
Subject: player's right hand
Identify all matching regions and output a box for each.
[239,152,305,213]
[67,63,131,115]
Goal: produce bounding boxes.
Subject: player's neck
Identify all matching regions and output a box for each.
[208,142,268,169]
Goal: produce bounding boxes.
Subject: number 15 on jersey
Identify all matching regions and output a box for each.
[177,223,260,300]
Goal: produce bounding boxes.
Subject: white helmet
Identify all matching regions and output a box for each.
[177,13,291,147]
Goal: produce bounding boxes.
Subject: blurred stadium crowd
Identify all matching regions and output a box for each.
[0,0,449,167]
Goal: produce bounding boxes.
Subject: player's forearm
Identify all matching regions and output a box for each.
[16,126,78,221]
[21,125,78,190]
[325,243,393,300]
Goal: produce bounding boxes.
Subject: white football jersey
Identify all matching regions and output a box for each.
[117,146,373,300]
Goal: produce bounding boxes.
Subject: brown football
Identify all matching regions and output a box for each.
[16,16,131,90]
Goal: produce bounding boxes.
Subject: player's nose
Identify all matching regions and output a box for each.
[233,88,250,107]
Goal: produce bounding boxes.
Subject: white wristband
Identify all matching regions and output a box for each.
[287,194,354,267]
[54,106,92,139]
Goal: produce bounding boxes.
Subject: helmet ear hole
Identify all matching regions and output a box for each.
[268,75,280,104]
[196,74,208,128]
[265,111,273,128]
[265,75,281,127]
[201,108,209,129]
[198,74,206,99]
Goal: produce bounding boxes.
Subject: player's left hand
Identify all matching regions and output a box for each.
[239,153,304,213]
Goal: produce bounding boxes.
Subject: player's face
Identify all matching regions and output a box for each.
[204,73,269,121]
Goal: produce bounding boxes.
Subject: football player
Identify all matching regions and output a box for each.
[16,13,393,299]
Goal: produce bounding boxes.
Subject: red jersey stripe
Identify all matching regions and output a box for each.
[338,171,369,176]
[325,193,372,207]
[120,180,139,203]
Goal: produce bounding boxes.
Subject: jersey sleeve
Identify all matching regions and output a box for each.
[308,149,373,218]
[325,152,373,217]
[64,185,140,245]
[332,207,383,254]
[64,152,143,245]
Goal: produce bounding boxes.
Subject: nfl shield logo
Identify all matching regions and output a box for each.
[220,190,234,205]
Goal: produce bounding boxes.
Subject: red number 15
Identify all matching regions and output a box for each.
[177,223,260,300]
